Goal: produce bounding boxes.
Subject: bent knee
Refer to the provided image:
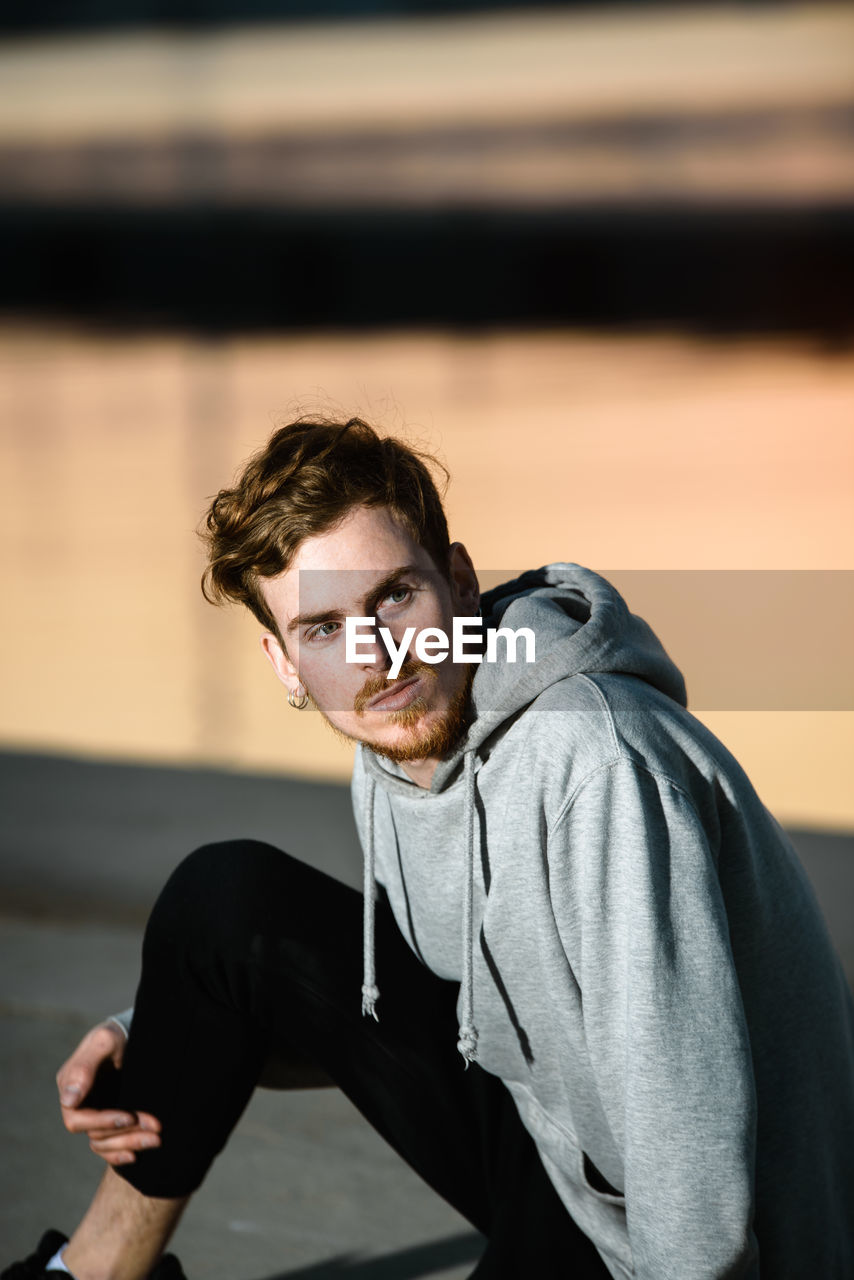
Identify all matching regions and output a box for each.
[144,839,293,949]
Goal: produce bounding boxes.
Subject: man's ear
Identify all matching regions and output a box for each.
[260,632,300,692]
[448,542,480,613]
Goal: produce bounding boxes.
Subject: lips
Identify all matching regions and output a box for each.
[365,675,422,713]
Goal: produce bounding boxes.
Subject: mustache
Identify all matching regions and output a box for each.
[353,659,438,714]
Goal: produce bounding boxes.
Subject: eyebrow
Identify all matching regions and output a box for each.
[287,564,427,634]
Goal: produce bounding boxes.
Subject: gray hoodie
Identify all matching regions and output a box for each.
[352,564,854,1280]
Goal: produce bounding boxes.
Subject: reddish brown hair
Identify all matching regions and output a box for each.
[200,417,450,640]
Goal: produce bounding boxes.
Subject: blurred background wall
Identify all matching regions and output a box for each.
[1,0,852,830]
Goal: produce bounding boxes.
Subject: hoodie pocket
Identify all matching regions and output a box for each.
[582,1150,625,1202]
[506,1083,633,1277]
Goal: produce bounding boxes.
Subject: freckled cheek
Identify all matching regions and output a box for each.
[300,648,363,704]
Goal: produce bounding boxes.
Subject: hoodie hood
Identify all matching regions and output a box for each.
[357,564,687,1063]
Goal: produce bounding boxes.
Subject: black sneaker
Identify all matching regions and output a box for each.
[1,1230,188,1279]
[1,1230,68,1279]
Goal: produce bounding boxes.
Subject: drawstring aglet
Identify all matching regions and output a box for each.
[361,984,380,1021]
[457,1024,479,1067]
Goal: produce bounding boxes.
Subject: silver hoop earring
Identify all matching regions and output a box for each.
[288,684,309,710]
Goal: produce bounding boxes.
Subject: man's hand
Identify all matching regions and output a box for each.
[56,1021,162,1167]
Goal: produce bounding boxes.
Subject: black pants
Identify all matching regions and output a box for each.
[115,841,608,1278]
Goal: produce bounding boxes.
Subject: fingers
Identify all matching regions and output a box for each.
[89,1128,162,1156]
[65,1108,163,1169]
[60,1106,161,1136]
[55,1022,163,1169]
[102,1152,137,1167]
[87,1112,162,1144]
[88,1115,162,1168]
[56,1022,125,1107]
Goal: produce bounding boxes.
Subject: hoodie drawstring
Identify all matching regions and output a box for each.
[361,775,380,1020]
[360,756,481,1066]
[456,750,479,1065]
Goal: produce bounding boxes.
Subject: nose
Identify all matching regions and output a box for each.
[359,619,412,675]
[357,618,393,673]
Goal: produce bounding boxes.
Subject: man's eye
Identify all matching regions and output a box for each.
[382,587,411,607]
[307,621,340,642]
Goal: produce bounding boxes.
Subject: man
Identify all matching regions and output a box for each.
[6,417,854,1279]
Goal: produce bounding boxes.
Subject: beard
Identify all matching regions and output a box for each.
[312,659,474,764]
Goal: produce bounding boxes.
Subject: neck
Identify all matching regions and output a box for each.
[398,755,440,789]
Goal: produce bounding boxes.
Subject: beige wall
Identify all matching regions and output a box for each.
[1,326,852,828]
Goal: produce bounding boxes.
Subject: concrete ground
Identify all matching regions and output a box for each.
[1,750,852,1278]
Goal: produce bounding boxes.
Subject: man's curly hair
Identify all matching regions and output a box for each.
[200,417,450,642]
